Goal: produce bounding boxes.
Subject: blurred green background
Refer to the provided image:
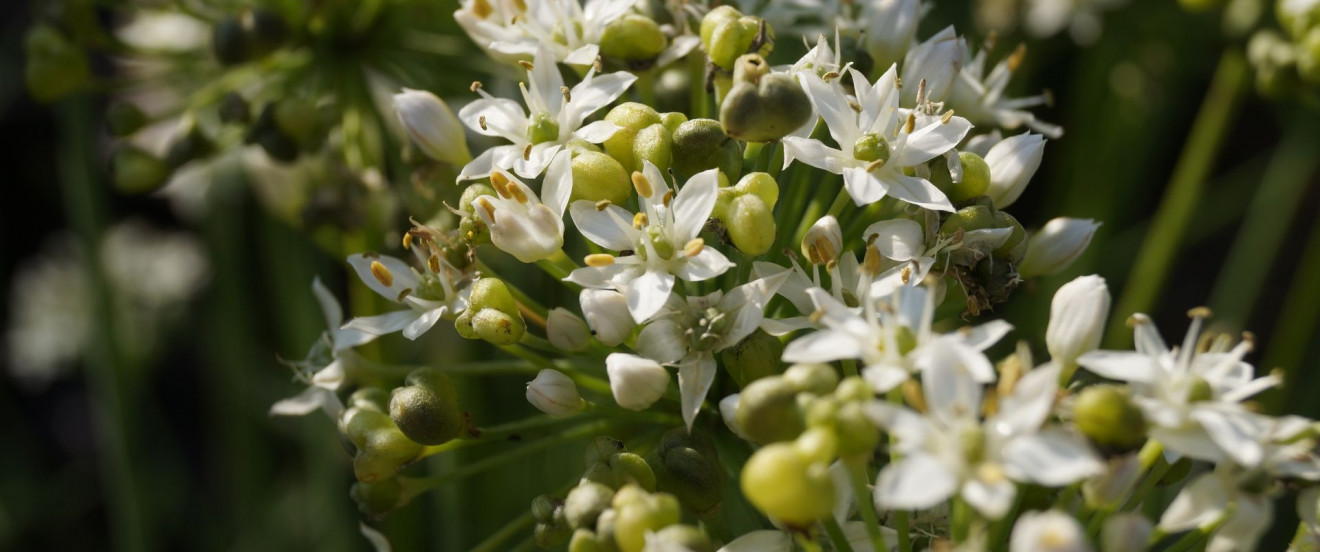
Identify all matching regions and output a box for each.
[2,0,1318,550]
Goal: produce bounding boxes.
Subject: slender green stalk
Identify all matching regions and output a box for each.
[844,458,888,552]
[1106,50,1248,348]
[823,518,857,552]
[467,510,535,552]
[1270,213,1320,415]
[950,496,972,543]
[795,533,825,552]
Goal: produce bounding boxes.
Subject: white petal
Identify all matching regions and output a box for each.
[875,453,958,510]
[862,219,925,261]
[962,474,1016,520]
[895,116,972,167]
[270,387,341,418]
[636,318,687,363]
[359,523,392,552]
[676,248,734,282]
[342,310,421,336]
[920,351,984,425]
[626,270,676,323]
[1191,407,1267,467]
[569,200,637,250]
[678,353,718,430]
[961,320,1014,351]
[565,71,638,129]
[1158,473,1228,532]
[1002,430,1103,487]
[573,120,622,143]
[458,97,527,140]
[783,329,865,363]
[782,137,852,174]
[843,166,887,205]
[347,254,420,302]
[312,277,343,329]
[994,363,1061,435]
[541,150,573,217]
[402,307,446,340]
[670,168,719,243]
[862,364,909,392]
[1076,350,1157,383]
[878,172,954,212]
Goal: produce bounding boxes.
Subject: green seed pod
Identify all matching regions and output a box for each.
[805,396,840,428]
[349,388,392,413]
[853,133,890,163]
[24,25,91,103]
[741,443,835,527]
[459,183,496,244]
[737,376,806,444]
[992,211,1027,263]
[566,482,616,530]
[532,494,560,523]
[793,426,839,465]
[631,123,672,173]
[660,112,687,135]
[603,103,663,170]
[341,407,423,483]
[350,478,403,517]
[707,16,770,71]
[389,368,464,445]
[585,436,628,467]
[536,522,572,549]
[455,277,526,345]
[468,308,526,345]
[720,55,812,143]
[649,525,714,552]
[274,99,322,152]
[671,119,743,182]
[111,146,171,194]
[609,452,657,492]
[599,14,667,63]
[834,401,880,457]
[612,490,681,552]
[957,152,992,201]
[652,429,723,514]
[720,329,785,388]
[1073,385,1147,454]
[939,204,997,236]
[722,194,775,255]
[106,103,148,137]
[571,151,631,205]
[783,363,839,395]
[568,528,610,552]
[833,376,873,402]
[699,6,742,52]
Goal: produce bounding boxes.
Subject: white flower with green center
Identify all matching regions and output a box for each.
[492,0,635,66]
[867,360,1103,519]
[342,240,470,343]
[454,0,530,64]
[782,65,972,212]
[631,272,788,429]
[270,278,372,419]
[565,161,734,323]
[946,41,1063,138]
[457,45,636,180]
[784,284,1010,392]
[1077,309,1281,467]
[471,158,571,263]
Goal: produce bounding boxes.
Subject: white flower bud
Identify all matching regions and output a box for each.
[605,353,670,411]
[985,133,1046,209]
[547,307,590,352]
[525,369,584,416]
[900,26,965,104]
[719,394,750,440]
[1101,513,1152,552]
[580,289,635,347]
[1010,510,1091,552]
[393,88,470,166]
[1046,275,1110,366]
[862,0,921,70]
[1019,218,1101,277]
[801,215,843,265]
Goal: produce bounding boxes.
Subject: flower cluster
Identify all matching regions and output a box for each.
[261,1,1320,551]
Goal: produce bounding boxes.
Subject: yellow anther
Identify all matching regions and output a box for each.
[862,245,883,275]
[584,254,616,267]
[633,212,649,229]
[902,380,927,412]
[865,157,886,172]
[662,190,674,207]
[476,197,497,218]
[490,171,511,198]
[808,309,824,324]
[518,60,534,71]
[631,171,653,198]
[479,115,488,131]
[470,81,483,92]
[1007,43,1027,72]
[941,110,955,124]
[370,260,394,287]
[402,233,413,250]
[905,112,916,134]
[560,85,571,103]
[976,463,1007,484]
[1188,306,1213,319]
[806,244,822,264]
[592,56,603,73]
[825,259,838,272]
[814,235,836,263]
[901,265,912,284]
[822,71,839,81]
[428,255,441,274]
[523,144,533,161]
[508,184,529,204]
[396,288,413,302]
[595,199,612,211]
[684,238,704,257]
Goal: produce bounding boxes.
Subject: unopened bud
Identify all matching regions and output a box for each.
[606,353,670,411]
[1019,218,1101,278]
[985,133,1046,209]
[1047,275,1110,366]
[581,289,636,347]
[571,150,632,205]
[1073,385,1146,453]
[722,194,776,255]
[720,329,784,388]
[670,119,743,182]
[600,14,667,62]
[527,369,586,416]
[802,216,844,265]
[737,376,806,444]
[394,88,471,166]
[741,443,835,527]
[548,308,592,351]
[389,368,464,445]
[1009,510,1088,552]
[566,482,617,530]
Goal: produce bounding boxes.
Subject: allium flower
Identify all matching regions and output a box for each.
[783,66,972,211]
[1046,275,1110,367]
[606,353,671,411]
[393,88,471,166]
[946,42,1063,138]
[900,27,966,105]
[526,369,585,416]
[457,46,636,180]
[547,307,591,352]
[566,162,734,323]
[454,0,529,64]
[868,361,1102,519]
[862,0,922,70]
[1078,310,1281,467]
[343,237,470,343]
[1010,510,1091,552]
[491,0,635,66]
[984,132,1047,209]
[270,279,372,419]
[471,160,571,262]
[1019,217,1100,277]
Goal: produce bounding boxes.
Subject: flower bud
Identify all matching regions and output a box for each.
[599,14,667,63]
[985,133,1046,209]
[863,0,921,70]
[671,119,743,182]
[1019,218,1101,277]
[802,216,843,265]
[456,277,526,345]
[389,368,464,445]
[901,27,963,104]
[722,194,775,255]
[737,376,806,444]
[548,308,592,352]
[719,329,784,388]
[783,363,840,395]
[606,353,670,411]
[571,151,632,205]
[351,478,403,518]
[631,123,673,174]
[393,88,471,166]
[1047,275,1110,366]
[581,289,636,347]
[1073,385,1146,453]
[111,146,171,194]
[603,103,663,172]
[613,489,682,552]
[721,55,812,143]
[1101,513,1152,552]
[1009,510,1089,552]
[652,428,723,514]
[566,482,617,530]
[527,369,586,416]
[741,442,835,527]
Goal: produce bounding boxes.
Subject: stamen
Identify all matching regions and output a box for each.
[491,172,512,198]
[684,238,704,257]
[523,144,533,161]
[518,60,534,71]
[479,115,488,131]
[428,255,441,274]
[809,309,824,324]
[865,158,886,171]
[822,71,839,81]
[633,212,648,228]
[560,85,571,103]
[862,245,882,275]
[476,197,496,218]
[901,265,912,284]
[370,260,394,287]
[1007,43,1027,72]
[1188,306,1213,319]
[595,200,612,211]
[509,184,530,204]
[631,171,653,199]
[402,233,413,250]
[470,81,483,92]
[941,110,955,124]
[584,254,615,267]
[592,57,603,73]
[396,288,413,302]
[905,112,916,134]
[662,190,674,207]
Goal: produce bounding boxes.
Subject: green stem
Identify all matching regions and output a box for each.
[894,510,911,552]
[1270,206,1320,415]
[951,496,972,543]
[467,511,535,552]
[844,458,888,552]
[1106,50,1247,348]
[536,249,580,282]
[823,518,856,552]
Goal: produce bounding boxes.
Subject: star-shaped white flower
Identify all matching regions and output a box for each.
[491,0,635,66]
[457,46,636,180]
[270,278,373,419]
[471,157,571,263]
[565,162,734,323]
[342,237,470,343]
[946,41,1063,138]
[782,65,972,211]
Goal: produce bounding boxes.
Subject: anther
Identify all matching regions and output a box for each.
[595,199,612,211]
[476,197,497,217]
[479,115,488,131]
[822,71,840,81]
[428,255,441,274]
[370,260,394,287]
[662,190,674,207]
[396,288,413,302]
[631,171,653,198]
[402,233,414,250]
[491,172,511,197]
[905,112,916,134]
[584,254,615,267]
[684,238,704,257]
[1007,43,1027,72]
[1187,306,1213,319]
[523,144,533,161]
[633,212,648,228]
[941,110,955,124]
[518,60,534,71]
[560,86,571,103]
[470,81,483,92]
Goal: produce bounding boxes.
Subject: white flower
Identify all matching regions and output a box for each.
[1009,510,1091,552]
[454,0,529,63]
[868,361,1102,519]
[946,43,1063,138]
[472,160,571,262]
[526,369,585,416]
[605,353,671,411]
[566,162,734,323]
[984,132,1047,209]
[1078,310,1281,467]
[342,245,469,344]
[491,0,635,66]
[457,46,636,180]
[579,288,635,346]
[782,66,971,212]
[116,11,209,52]
[900,27,966,105]
[862,0,921,70]
[802,215,844,266]
[1019,218,1100,277]
[1046,275,1110,366]
[631,272,788,428]
[393,88,471,166]
[271,278,373,419]
[547,307,591,352]
[751,251,862,336]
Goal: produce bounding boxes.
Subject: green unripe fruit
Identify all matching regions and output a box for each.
[631,123,672,173]
[111,147,171,194]
[653,429,723,514]
[609,452,657,491]
[939,204,997,236]
[741,443,835,527]
[853,133,890,163]
[566,138,603,155]
[459,183,496,244]
[794,427,839,465]
[699,6,742,51]
[351,478,402,517]
[956,152,992,200]
[1073,385,1147,453]
[603,103,663,170]
[536,522,572,548]
[835,401,880,456]
[349,388,392,413]
[806,396,840,428]
[613,491,681,552]
[734,171,779,206]
[671,119,743,182]
[566,482,616,530]
[834,376,874,402]
[599,14,667,62]
[389,368,464,445]
[783,363,839,395]
[720,329,785,388]
[723,195,775,255]
[992,211,1027,263]
[707,16,768,70]
[650,525,714,552]
[343,407,423,483]
[455,277,526,344]
[106,103,148,137]
[585,437,628,467]
[165,124,216,169]
[660,112,687,135]
[569,529,610,552]
[721,55,813,143]
[219,92,250,124]
[571,151,631,204]
[737,376,806,444]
